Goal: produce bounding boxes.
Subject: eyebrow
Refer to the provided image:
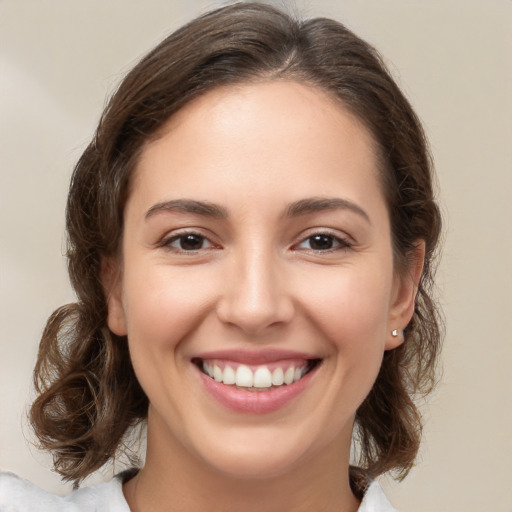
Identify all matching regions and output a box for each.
[145,199,228,220]
[145,196,370,224]
[284,197,371,224]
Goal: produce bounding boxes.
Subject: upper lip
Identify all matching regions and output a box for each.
[192,349,320,365]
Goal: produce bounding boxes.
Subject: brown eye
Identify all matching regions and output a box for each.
[295,233,351,252]
[166,233,213,251]
[308,234,335,250]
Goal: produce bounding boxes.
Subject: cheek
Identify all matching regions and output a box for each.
[122,262,215,335]
[298,263,393,407]
[120,264,219,387]
[302,265,393,344]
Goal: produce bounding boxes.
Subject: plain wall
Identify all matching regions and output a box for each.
[1,1,511,510]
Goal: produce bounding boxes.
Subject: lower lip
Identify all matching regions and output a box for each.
[196,364,318,414]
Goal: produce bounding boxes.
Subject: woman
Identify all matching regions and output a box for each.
[0,2,442,510]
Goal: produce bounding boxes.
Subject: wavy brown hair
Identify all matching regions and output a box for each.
[30,1,442,495]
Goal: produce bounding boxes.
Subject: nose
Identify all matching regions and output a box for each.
[216,248,295,336]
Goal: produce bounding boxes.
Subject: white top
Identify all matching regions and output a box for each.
[0,471,397,511]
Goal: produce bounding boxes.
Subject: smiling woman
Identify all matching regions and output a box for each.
[106,83,407,501]
[0,2,442,511]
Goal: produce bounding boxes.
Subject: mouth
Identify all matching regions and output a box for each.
[192,357,322,392]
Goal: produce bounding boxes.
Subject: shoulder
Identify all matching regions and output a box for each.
[0,472,397,511]
[358,481,399,512]
[0,472,59,511]
[0,472,130,512]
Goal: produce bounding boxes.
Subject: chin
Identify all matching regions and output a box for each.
[188,423,327,481]
[202,445,305,481]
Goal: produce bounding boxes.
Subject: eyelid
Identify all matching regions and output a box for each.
[291,228,353,252]
[156,227,353,253]
[158,228,220,252]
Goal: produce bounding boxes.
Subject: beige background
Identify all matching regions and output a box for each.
[1,1,511,510]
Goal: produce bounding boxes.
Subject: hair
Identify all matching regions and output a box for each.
[30,1,442,497]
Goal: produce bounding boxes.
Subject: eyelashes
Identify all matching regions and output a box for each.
[163,232,216,252]
[159,229,352,255]
[293,233,352,252]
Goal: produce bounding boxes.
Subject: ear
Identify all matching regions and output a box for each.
[101,257,127,336]
[386,240,425,350]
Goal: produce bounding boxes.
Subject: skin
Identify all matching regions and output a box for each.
[104,81,423,512]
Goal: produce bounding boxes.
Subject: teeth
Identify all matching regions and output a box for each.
[253,367,272,388]
[271,367,284,386]
[202,361,312,389]
[223,365,236,385]
[283,367,295,385]
[213,365,223,382]
[203,361,212,377]
[235,365,253,387]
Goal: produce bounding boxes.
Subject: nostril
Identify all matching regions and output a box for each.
[215,295,295,334]
[214,263,295,333]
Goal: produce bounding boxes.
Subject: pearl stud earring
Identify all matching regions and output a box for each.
[391,329,399,337]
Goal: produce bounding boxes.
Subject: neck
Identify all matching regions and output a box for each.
[124,411,360,512]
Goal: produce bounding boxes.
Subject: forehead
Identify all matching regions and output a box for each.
[131,81,385,212]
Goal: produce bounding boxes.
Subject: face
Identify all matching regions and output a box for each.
[106,81,417,479]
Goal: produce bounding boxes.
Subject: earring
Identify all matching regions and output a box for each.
[391,329,399,337]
